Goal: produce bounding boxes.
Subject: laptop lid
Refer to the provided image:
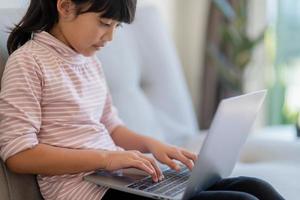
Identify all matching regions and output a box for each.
[182,90,266,200]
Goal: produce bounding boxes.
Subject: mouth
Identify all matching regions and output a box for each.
[93,44,105,50]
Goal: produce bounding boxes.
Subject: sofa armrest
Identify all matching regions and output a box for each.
[239,138,300,164]
[178,130,300,165]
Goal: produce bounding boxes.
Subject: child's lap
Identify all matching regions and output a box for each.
[102,176,284,200]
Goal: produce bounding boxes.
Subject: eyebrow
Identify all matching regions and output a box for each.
[98,17,122,27]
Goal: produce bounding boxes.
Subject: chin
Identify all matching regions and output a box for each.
[81,50,97,57]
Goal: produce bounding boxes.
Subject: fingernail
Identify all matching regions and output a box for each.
[159,175,164,181]
[190,162,194,169]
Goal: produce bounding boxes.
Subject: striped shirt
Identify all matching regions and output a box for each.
[0,31,124,200]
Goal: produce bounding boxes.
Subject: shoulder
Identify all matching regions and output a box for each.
[7,41,38,64]
[5,41,43,77]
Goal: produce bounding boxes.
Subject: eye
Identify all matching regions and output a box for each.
[100,21,111,27]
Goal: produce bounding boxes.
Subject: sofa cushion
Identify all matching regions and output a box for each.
[0,160,9,200]
[0,160,43,200]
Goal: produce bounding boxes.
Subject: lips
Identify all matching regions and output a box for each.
[94,43,106,48]
[93,45,103,49]
[92,45,103,51]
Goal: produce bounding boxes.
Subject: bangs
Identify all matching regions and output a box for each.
[76,0,137,24]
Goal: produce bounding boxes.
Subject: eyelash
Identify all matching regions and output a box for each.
[100,21,122,28]
[100,21,111,27]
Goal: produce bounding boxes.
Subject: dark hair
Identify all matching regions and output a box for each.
[7,0,137,55]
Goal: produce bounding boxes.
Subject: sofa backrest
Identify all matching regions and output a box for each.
[97,6,199,145]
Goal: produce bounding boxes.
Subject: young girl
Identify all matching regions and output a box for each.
[0,0,285,200]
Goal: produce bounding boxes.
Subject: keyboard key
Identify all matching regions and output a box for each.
[127,165,191,197]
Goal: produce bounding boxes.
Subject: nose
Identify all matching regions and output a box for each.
[103,26,115,42]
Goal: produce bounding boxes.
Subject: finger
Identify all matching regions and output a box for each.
[174,152,194,170]
[141,155,164,181]
[163,156,181,172]
[139,157,159,182]
[132,151,159,182]
[132,160,156,178]
[181,149,198,163]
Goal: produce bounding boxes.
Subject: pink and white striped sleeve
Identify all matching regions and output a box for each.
[0,52,42,162]
[100,90,124,134]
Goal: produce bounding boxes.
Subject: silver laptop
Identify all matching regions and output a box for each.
[84,90,267,200]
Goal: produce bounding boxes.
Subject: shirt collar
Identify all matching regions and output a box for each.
[33,31,89,65]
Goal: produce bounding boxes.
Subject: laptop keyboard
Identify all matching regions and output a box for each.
[127,166,190,197]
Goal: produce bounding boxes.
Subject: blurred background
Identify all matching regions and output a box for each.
[140,0,300,141]
[1,0,300,140]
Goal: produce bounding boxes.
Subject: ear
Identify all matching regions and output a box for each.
[57,0,77,20]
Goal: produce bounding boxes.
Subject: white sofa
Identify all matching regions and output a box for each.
[0,5,299,200]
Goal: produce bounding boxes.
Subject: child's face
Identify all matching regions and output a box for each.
[58,12,120,57]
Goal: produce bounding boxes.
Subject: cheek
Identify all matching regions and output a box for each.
[80,28,102,46]
[69,30,95,50]
[63,22,104,55]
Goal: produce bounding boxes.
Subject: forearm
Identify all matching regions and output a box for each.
[6,143,108,175]
[111,126,161,153]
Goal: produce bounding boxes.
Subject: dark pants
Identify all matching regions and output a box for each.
[102,176,285,200]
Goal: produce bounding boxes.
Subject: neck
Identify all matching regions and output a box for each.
[49,25,72,49]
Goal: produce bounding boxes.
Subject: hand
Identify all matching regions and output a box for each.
[146,140,198,172]
[103,150,163,182]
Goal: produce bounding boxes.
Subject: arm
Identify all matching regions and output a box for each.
[6,144,107,175]
[111,125,160,153]
[6,142,163,182]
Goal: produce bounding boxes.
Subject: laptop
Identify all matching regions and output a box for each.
[84,90,267,200]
